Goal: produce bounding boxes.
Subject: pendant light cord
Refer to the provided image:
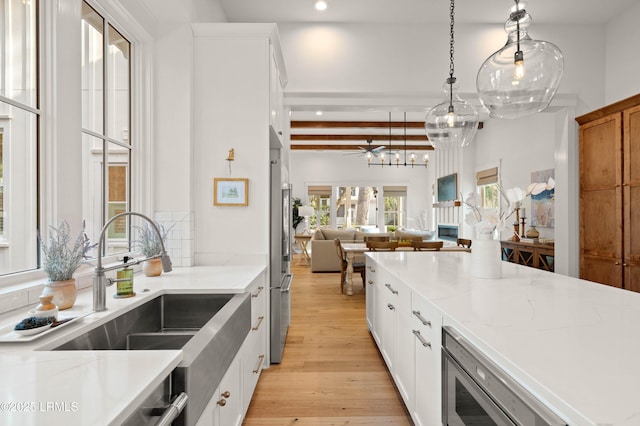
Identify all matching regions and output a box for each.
[447,0,456,112]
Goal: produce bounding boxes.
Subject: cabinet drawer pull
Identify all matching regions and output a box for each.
[367,280,374,285]
[217,398,227,407]
[252,316,265,331]
[387,303,395,311]
[412,310,432,327]
[253,354,265,374]
[252,286,264,298]
[385,283,398,294]
[221,391,230,399]
[368,266,376,272]
[412,330,431,348]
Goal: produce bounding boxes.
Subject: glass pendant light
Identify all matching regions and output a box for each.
[425,0,479,149]
[476,0,564,119]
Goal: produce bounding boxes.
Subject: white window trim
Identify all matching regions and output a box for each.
[0,0,153,305]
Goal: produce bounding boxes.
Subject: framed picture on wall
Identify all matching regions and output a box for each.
[214,178,249,206]
[437,173,458,202]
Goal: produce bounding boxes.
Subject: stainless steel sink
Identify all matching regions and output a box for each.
[50,293,251,426]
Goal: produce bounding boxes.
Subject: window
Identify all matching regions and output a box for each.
[476,167,499,209]
[383,186,406,230]
[336,186,375,229]
[81,1,131,256]
[0,0,39,275]
[307,185,330,228]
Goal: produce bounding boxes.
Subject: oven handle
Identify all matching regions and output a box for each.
[156,392,188,426]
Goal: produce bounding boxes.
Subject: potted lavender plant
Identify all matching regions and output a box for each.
[39,221,93,310]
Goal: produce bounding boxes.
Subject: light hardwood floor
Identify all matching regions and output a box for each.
[243,254,413,425]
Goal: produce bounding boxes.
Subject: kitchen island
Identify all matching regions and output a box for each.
[0,264,267,425]
[366,251,640,426]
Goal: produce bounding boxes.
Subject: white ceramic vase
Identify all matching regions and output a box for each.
[41,278,77,310]
[142,258,163,277]
[470,232,502,279]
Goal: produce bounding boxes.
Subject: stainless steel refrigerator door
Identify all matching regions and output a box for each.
[270,273,292,363]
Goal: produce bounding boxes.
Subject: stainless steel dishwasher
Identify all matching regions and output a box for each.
[442,326,567,426]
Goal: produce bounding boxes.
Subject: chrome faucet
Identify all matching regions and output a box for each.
[93,212,172,312]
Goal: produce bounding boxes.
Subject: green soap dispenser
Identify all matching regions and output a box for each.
[114,256,136,298]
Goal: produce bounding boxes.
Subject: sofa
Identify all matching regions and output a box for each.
[309,228,434,272]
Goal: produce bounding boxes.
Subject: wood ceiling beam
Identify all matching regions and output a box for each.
[291,134,428,141]
[291,120,426,128]
[291,120,483,129]
[290,144,433,151]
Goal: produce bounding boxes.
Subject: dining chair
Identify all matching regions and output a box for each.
[363,235,390,243]
[366,241,399,251]
[457,238,472,249]
[334,239,366,293]
[411,241,444,251]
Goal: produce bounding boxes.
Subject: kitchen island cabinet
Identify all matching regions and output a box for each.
[366,251,640,426]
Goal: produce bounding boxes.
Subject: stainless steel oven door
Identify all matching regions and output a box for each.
[443,350,516,426]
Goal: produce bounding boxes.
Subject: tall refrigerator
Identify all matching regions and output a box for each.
[269,149,293,364]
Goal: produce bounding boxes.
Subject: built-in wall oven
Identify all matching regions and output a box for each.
[442,326,567,426]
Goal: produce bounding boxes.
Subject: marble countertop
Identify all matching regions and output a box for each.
[0,264,267,425]
[367,251,640,426]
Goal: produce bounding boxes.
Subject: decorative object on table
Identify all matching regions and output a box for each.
[463,183,525,279]
[298,205,314,235]
[225,148,235,174]
[529,169,555,228]
[424,0,479,149]
[135,222,172,277]
[526,226,540,239]
[213,177,249,206]
[31,295,59,320]
[476,0,564,119]
[39,220,95,310]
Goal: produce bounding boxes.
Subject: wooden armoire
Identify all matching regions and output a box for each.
[576,94,640,292]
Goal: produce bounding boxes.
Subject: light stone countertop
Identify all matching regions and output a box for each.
[367,251,640,426]
[0,264,267,425]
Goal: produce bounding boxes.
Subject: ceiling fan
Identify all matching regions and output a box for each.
[345,139,386,157]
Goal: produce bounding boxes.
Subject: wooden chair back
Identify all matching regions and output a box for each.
[398,235,423,242]
[457,238,472,249]
[411,240,444,251]
[366,241,399,251]
[334,238,347,264]
[363,235,390,243]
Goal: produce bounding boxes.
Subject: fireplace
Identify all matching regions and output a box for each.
[438,224,459,242]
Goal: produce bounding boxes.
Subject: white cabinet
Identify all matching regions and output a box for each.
[365,259,378,338]
[195,272,268,426]
[242,274,267,415]
[365,261,443,426]
[195,352,242,426]
[269,46,285,143]
[411,293,442,426]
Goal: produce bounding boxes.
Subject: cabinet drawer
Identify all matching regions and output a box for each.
[411,294,440,341]
[241,331,266,414]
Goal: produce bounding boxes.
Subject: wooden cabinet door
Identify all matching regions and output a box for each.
[624,105,640,290]
[580,113,623,286]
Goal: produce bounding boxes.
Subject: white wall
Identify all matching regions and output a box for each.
[605,2,640,104]
[279,22,607,113]
[290,150,434,230]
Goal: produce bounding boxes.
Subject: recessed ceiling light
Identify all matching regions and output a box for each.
[315,111,323,116]
[315,1,328,12]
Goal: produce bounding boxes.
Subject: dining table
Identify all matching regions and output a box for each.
[340,241,471,296]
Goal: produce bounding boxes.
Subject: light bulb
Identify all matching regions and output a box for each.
[447,111,455,127]
[314,1,327,11]
[513,50,524,81]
